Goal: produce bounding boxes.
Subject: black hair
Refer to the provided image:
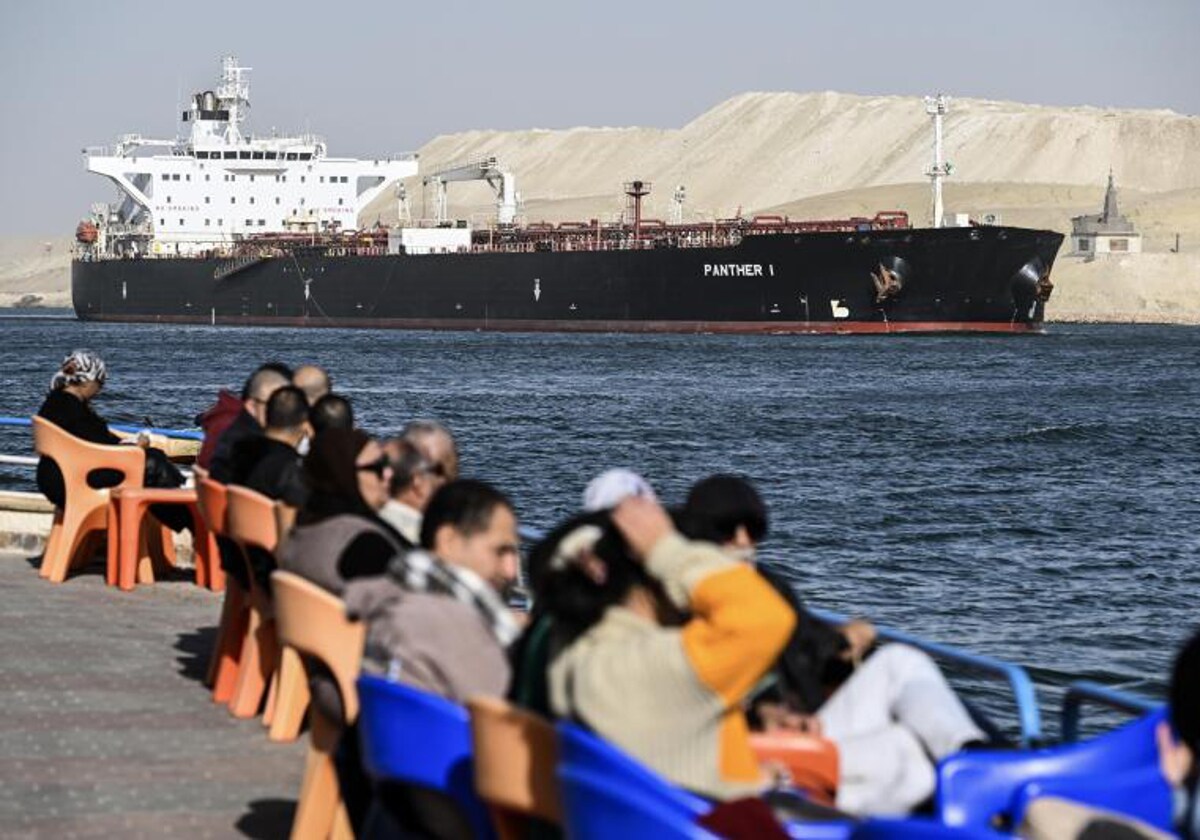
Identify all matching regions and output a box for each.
[387,438,432,496]
[529,510,655,649]
[241,362,293,400]
[265,385,310,431]
[309,393,354,434]
[678,473,769,545]
[419,479,513,550]
[1171,629,1200,749]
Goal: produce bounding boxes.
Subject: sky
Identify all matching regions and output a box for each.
[2,0,1198,236]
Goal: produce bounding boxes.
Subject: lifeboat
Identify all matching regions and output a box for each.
[75,221,99,244]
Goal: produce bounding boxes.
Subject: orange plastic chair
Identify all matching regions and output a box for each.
[31,416,146,583]
[468,696,562,839]
[225,485,284,720]
[106,486,209,591]
[749,732,840,806]
[196,475,247,700]
[272,570,365,840]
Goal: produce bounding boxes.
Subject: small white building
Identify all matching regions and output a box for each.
[1071,172,1141,256]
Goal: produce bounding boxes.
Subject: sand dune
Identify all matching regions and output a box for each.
[7,90,1200,321]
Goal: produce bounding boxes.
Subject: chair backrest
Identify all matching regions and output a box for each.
[32,416,146,503]
[195,477,228,536]
[1013,763,1173,834]
[355,674,494,839]
[225,485,280,553]
[937,707,1166,830]
[271,570,364,722]
[467,695,561,826]
[556,723,710,818]
[557,767,719,840]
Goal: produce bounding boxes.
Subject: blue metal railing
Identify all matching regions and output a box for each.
[0,416,204,441]
[1060,680,1161,743]
[808,607,1043,747]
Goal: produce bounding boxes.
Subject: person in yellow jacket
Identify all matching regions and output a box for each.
[545,496,796,800]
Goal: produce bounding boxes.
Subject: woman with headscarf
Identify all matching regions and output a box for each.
[277,427,405,595]
[36,349,186,523]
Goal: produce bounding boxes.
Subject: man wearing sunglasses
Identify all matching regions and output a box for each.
[379,438,443,546]
[401,419,459,483]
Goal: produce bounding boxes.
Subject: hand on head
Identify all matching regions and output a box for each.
[612,496,675,560]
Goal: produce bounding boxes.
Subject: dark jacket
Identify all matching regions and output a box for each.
[35,390,183,508]
[232,436,308,508]
[208,409,262,484]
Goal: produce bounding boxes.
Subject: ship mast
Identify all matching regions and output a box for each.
[924,94,951,228]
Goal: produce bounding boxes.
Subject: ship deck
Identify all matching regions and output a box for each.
[0,550,303,838]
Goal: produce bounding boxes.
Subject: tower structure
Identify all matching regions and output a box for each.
[924,94,952,228]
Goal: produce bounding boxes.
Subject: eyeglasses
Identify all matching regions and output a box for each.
[356,455,392,478]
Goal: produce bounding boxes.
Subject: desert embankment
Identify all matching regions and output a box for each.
[8,91,1199,321]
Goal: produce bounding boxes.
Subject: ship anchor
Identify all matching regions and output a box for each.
[871,263,904,303]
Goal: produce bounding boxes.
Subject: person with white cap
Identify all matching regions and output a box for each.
[582,467,658,511]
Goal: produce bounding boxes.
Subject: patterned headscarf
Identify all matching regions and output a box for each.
[50,349,107,391]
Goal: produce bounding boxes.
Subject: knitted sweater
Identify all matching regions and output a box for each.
[548,533,796,800]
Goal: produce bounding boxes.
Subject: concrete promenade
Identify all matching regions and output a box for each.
[0,550,304,838]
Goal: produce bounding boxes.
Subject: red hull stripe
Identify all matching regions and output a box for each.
[78,314,1043,335]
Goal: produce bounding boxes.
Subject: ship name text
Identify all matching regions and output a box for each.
[704,263,772,277]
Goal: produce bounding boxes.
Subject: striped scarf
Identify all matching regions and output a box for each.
[388,549,521,647]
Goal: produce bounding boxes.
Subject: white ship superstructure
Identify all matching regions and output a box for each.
[81,56,416,256]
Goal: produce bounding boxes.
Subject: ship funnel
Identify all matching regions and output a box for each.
[202,90,217,111]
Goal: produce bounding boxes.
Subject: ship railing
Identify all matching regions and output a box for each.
[0,416,1157,749]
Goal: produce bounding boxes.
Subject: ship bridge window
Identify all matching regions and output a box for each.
[159,218,164,226]
[224,151,236,159]
[179,218,184,226]
[266,152,278,160]
[341,176,349,183]
[245,219,253,226]
[160,174,170,181]
[196,151,209,159]
[239,151,251,160]
[172,174,180,180]
[319,176,324,183]
[338,198,343,206]
[252,151,264,160]
[300,153,312,161]
[258,219,266,226]
[286,153,297,161]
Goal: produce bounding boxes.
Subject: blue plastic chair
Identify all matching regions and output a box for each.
[850,818,1002,838]
[556,723,852,840]
[559,766,720,839]
[355,674,494,839]
[556,722,710,819]
[1012,763,1173,834]
[937,707,1166,830]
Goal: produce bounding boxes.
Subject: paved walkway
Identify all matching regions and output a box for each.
[0,551,304,838]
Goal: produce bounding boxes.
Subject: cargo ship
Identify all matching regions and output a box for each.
[72,58,1062,334]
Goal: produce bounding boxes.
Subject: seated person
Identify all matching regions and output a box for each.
[229,385,310,508]
[36,349,187,530]
[309,393,354,435]
[679,474,986,816]
[277,428,404,595]
[341,479,521,840]
[292,363,331,406]
[345,478,521,702]
[208,364,290,483]
[196,361,291,470]
[539,495,796,802]
[378,437,443,546]
[401,419,459,482]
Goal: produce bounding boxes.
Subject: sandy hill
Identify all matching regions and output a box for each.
[7,91,1200,320]
[364,91,1200,227]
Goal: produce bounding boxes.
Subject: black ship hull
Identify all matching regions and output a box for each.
[72,226,1063,334]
